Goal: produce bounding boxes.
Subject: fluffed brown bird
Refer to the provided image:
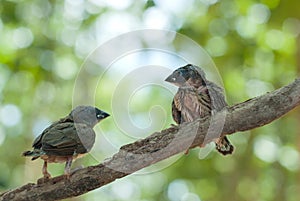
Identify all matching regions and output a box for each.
[22,105,110,179]
[165,64,234,155]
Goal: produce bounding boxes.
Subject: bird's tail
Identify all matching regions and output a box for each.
[215,136,234,155]
[22,150,43,160]
[22,150,34,156]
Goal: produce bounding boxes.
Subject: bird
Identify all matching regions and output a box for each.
[22,105,110,179]
[165,64,234,155]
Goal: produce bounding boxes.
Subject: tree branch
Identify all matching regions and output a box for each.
[1,78,300,201]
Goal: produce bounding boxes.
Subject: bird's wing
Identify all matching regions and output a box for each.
[32,122,57,149]
[206,81,227,111]
[172,99,182,124]
[32,133,43,149]
[41,123,95,156]
[32,116,72,149]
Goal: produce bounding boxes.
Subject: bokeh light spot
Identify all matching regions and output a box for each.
[35,81,56,104]
[39,50,55,71]
[278,146,300,171]
[12,27,34,49]
[235,17,257,38]
[54,56,78,80]
[154,0,195,15]
[282,18,300,37]
[105,0,132,10]
[0,104,22,127]
[254,135,278,163]
[64,0,85,22]
[167,180,189,201]
[246,79,274,98]
[248,4,270,24]
[143,8,171,29]
[181,193,201,201]
[111,179,141,200]
[206,37,227,57]
[265,29,286,50]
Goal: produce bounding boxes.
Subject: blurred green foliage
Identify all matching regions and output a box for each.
[1,0,300,201]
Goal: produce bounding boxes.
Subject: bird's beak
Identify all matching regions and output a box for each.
[165,74,176,83]
[99,111,110,119]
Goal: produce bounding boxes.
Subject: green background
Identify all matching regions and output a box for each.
[0,0,300,200]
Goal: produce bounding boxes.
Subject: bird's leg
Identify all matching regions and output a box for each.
[42,160,51,179]
[64,157,73,179]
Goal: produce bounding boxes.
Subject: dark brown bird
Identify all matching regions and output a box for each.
[165,64,234,155]
[22,106,110,179]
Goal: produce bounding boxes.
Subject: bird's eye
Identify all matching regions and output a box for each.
[96,114,101,118]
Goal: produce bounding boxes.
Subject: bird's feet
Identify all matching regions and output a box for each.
[43,172,51,179]
[37,173,51,185]
[64,168,71,180]
[63,173,71,180]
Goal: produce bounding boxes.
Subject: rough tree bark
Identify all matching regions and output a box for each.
[1,78,300,201]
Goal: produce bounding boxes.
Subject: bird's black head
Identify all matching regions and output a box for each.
[165,64,206,88]
[71,106,110,127]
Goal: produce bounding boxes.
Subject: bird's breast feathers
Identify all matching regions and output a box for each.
[174,87,212,122]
